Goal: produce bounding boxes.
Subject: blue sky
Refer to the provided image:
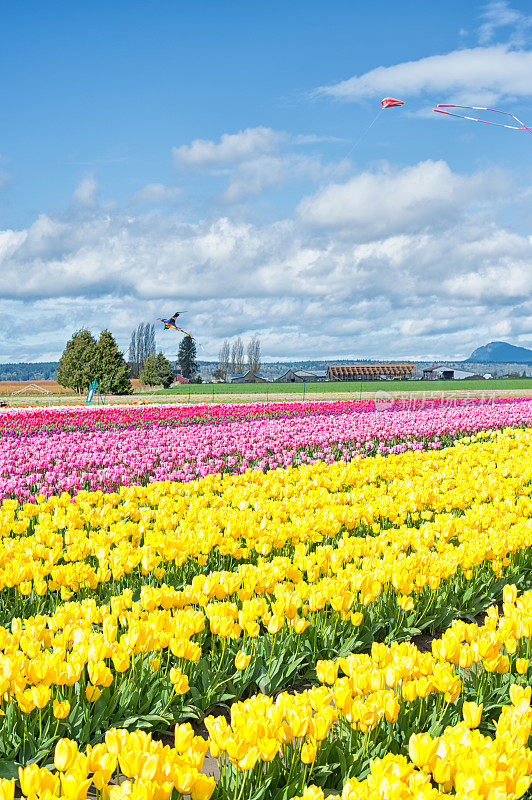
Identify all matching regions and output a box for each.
[1,0,532,362]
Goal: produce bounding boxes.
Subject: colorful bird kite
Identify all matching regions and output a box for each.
[156,312,204,350]
[433,104,532,134]
[157,311,185,330]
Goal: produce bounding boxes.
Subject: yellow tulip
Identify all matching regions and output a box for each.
[169,668,189,695]
[53,699,71,719]
[258,737,278,761]
[54,738,80,771]
[516,658,528,675]
[60,773,93,800]
[86,684,102,702]
[510,683,532,706]
[316,660,338,685]
[0,780,14,800]
[190,774,216,800]
[267,615,284,635]
[408,732,439,769]
[18,764,43,797]
[234,651,251,671]
[301,737,318,764]
[462,701,483,729]
[238,746,260,771]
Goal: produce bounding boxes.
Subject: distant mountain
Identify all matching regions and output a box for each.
[468,342,532,364]
[0,362,58,381]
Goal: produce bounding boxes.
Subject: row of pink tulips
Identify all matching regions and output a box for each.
[0,395,517,435]
[1,398,531,502]
[0,399,371,435]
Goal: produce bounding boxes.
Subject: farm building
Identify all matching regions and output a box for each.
[172,374,189,384]
[327,363,417,381]
[230,371,269,383]
[422,367,482,380]
[275,368,328,383]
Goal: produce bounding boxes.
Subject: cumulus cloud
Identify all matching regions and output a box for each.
[132,183,180,204]
[1,157,531,361]
[71,175,99,207]
[297,160,509,237]
[478,1,532,46]
[172,127,285,167]
[172,126,349,202]
[315,45,532,105]
[223,154,343,202]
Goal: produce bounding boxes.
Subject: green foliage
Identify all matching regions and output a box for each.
[155,352,175,389]
[140,352,175,388]
[140,354,159,386]
[95,330,132,395]
[177,335,197,380]
[57,329,98,394]
[58,329,131,395]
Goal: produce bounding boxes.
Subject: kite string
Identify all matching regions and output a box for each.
[344,107,384,161]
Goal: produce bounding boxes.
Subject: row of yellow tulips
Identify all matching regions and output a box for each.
[0,427,530,614]
[0,578,527,796]
[2,654,531,800]
[0,432,531,767]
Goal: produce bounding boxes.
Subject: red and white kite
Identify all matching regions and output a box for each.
[381,97,405,109]
[433,104,532,133]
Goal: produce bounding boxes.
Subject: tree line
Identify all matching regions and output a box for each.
[57,325,262,395]
[57,324,200,394]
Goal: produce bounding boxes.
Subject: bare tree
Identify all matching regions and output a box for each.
[230,337,244,374]
[252,336,261,375]
[215,339,230,381]
[129,323,156,377]
[247,336,261,377]
[230,341,236,375]
[234,336,244,374]
[128,330,137,374]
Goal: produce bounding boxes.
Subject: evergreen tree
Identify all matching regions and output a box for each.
[57,329,99,394]
[177,335,197,379]
[139,354,159,386]
[139,352,174,387]
[95,330,132,395]
[155,352,175,388]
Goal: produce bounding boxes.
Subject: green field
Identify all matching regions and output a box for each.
[154,377,532,396]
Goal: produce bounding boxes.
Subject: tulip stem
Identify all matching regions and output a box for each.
[267,632,278,677]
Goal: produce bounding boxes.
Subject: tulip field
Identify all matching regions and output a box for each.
[2,397,532,799]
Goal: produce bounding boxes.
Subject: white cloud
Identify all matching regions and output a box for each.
[315,45,532,105]
[297,160,508,236]
[443,262,532,300]
[1,159,531,361]
[71,176,99,207]
[172,127,285,167]
[478,1,532,46]
[223,154,342,202]
[132,183,180,203]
